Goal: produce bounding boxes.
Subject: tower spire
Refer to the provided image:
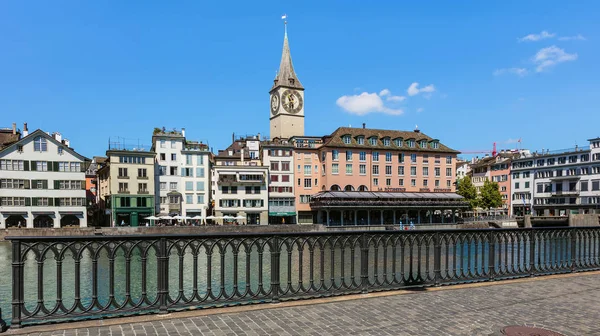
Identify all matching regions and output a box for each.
[272,15,303,90]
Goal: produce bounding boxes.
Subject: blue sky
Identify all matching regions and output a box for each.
[1,1,598,158]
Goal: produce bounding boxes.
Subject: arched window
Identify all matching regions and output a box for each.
[344,185,355,191]
[358,185,368,191]
[330,185,341,191]
[34,136,47,152]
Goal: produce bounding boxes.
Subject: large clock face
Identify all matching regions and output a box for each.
[281,89,303,114]
[270,93,280,115]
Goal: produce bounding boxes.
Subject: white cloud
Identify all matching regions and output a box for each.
[386,95,405,102]
[379,89,390,96]
[336,92,403,116]
[493,68,528,77]
[533,45,578,72]
[407,82,436,97]
[518,30,555,42]
[558,34,586,41]
[417,107,424,113]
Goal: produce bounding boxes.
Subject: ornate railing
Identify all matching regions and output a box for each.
[4,227,600,330]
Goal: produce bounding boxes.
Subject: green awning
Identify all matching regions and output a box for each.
[269,212,296,216]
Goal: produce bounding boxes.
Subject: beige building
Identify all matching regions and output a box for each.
[97,146,156,227]
[211,135,268,225]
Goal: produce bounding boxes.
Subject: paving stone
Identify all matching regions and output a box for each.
[29,274,600,336]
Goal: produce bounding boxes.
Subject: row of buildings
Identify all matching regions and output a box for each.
[1,22,599,228]
[460,140,600,217]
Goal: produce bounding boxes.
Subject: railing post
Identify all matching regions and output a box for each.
[270,236,281,303]
[529,229,536,277]
[360,233,369,294]
[11,239,23,329]
[433,232,441,287]
[157,238,169,314]
[570,228,577,273]
[488,231,496,281]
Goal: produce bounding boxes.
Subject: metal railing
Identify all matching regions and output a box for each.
[4,227,600,330]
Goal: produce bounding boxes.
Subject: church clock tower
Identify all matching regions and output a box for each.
[270,20,304,139]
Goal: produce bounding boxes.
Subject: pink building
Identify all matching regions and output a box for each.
[292,125,468,225]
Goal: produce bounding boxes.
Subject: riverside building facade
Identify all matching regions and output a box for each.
[262,138,296,224]
[211,135,268,225]
[97,145,156,227]
[510,139,600,216]
[0,128,89,228]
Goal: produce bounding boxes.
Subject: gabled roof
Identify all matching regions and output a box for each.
[0,129,89,161]
[323,127,459,153]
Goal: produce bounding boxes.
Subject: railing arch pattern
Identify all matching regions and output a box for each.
[5,227,600,329]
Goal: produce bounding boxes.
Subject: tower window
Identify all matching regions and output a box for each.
[289,78,295,85]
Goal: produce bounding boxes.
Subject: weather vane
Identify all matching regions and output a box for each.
[281,14,287,24]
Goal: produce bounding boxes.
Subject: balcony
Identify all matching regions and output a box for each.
[551,189,580,196]
[138,190,150,194]
[117,176,129,179]
[138,176,149,180]
[218,174,265,184]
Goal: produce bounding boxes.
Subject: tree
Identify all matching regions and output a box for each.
[479,179,503,210]
[456,176,478,210]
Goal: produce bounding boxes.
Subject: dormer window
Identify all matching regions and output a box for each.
[58,147,64,155]
[17,145,23,152]
[369,137,377,146]
[407,139,415,148]
[394,138,403,147]
[420,140,427,148]
[357,136,365,145]
[383,138,390,146]
[34,136,47,152]
[343,135,351,144]
[431,141,439,149]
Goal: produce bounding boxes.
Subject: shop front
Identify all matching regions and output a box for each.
[269,212,296,224]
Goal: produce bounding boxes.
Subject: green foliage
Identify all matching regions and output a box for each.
[456,176,479,210]
[479,179,503,210]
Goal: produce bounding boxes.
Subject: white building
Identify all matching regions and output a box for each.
[152,129,185,216]
[152,128,211,220]
[511,142,600,216]
[0,128,89,228]
[262,138,296,224]
[212,136,268,225]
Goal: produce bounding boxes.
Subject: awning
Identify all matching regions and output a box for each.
[1,212,27,216]
[31,211,56,216]
[269,212,296,216]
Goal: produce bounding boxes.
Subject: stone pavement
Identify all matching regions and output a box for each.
[17,273,600,336]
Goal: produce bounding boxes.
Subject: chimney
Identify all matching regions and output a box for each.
[53,132,62,142]
[12,123,16,135]
[414,125,420,133]
[257,133,261,140]
[362,123,366,129]
[241,148,245,165]
[232,133,235,144]
[64,139,70,148]
[575,144,578,151]
[181,128,186,138]
[23,123,29,137]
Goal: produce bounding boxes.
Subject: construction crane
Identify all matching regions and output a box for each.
[459,143,497,156]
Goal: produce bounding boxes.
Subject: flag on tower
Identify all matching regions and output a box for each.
[281,14,287,20]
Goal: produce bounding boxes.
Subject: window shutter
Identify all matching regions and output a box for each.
[32,198,38,206]
[47,161,53,171]
[31,161,37,171]
[49,198,54,206]
[26,180,32,189]
[25,198,31,206]
[24,161,30,171]
[43,180,48,189]
[82,181,87,190]
[53,162,59,172]
[54,180,60,189]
